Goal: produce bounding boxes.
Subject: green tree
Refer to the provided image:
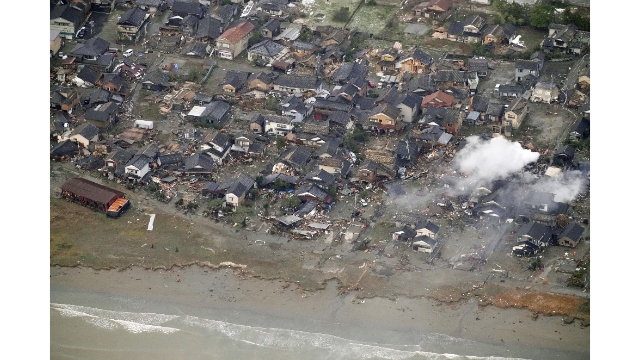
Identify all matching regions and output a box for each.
[207,198,225,211]
[332,7,350,23]
[273,179,292,191]
[283,196,301,210]
[276,136,287,151]
[529,4,554,29]
[265,96,279,111]
[249,32,263,47]
[175,198,184,208]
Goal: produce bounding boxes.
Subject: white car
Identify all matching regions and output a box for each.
[123,49,134,57]
[359,199,368,207]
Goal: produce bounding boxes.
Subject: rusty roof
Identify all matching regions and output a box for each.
[217,21,255,44]
[60,177,124,205]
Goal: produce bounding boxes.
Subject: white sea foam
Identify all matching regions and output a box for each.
[182,316,527,360]
[51,303,527,359]
[51,303,180,334]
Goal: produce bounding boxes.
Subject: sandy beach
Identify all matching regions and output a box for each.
[50,265,589,359]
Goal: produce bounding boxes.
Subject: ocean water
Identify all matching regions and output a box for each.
[51,300,532,360]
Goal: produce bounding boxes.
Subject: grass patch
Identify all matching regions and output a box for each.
[349,4,397,36]
[368,221,395,242]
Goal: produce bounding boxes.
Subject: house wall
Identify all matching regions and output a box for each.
[369,114,395,127]
[125,162,150,178]
[559,236,579,247]
[397,104,415,123]
[265,121,293,136]
[416,229,436,238]
[225,193,240,209]
[51,36,62,56]
[504,107,527,129]
[250,122,263,133]
[51,18,75,39]
[319,165,340,175]
[69,135,91,147]
[399,59,427,74]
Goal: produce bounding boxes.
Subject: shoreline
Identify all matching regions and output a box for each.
[50,265,589,359]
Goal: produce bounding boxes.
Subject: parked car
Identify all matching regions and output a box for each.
[359,199,368,207]
[123,49,134,58]
[368,81,376,88]
[76,27,87,39]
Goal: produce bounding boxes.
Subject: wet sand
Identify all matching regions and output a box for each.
[50,265,589,359]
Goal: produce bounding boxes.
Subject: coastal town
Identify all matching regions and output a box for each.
[50,0,591,341]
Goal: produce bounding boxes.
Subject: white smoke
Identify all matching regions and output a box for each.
[453,136,540,186]
[531,170,587,203]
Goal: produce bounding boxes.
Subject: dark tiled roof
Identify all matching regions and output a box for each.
[328,110,350,126]
[203,101,231,121]
[296,184,329,202]
[126,154,151,170]
[471,95,489,112]
[353,95,376,110]
[274,74,320,90]
[118,7,147,27]
[486,102,505,117]
[263,18,280,33]
[75,67,100,87]
[51,140,79,157]
[196,16,223,39]
[102,73,126,89]
[333,62,368,83]
[142,69,172,86]
[281,145,312,168]
[89,88,111,106]
[184,152,215,171]
[515,59,540,71]
[314,98,353,112]
[448,21,464,36]
[468,58,489,72]
[71,37,110,57]
[172,0,204,17]
[157,152,183,166]
[85,102,119,122]
[559,222,585,241]
[417,221,440,234]
[247,39,286,58]
[70,122,100,140]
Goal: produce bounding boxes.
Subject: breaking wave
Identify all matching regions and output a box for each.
[51,303,526,359]
[50,303,180,334]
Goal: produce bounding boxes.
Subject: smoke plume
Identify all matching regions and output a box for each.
[453,136,540,187]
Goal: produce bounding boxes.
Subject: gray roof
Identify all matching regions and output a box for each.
[247,39,286,58]
[142,69,172,86]
[157,152,183,166]
[184,152,215,171]
[70,37,110,57]
[210,132,230,148]
[76,66,102,84]
[468,58,489,72]
[263,18,280,33]
[486,102,505,117]
[250,113,265,126]
[84,102,119,122]
[70,122,100,140]
[517,222,551,243]
[185,42,208,57]
[314,98,353,112]
[118,7,147,27]
[471,95,490,112]
[203,101,231,121]
[333,62,368,83]
[273,74,320,90]
[60,178,124,205]
[51,140,79,157]
[400,48,433,66]
[89,88,111,106]
[281,145,312,168]
[416,221,440,234]
[404,73,436,94]
[448,21,464,36]
[296,184,329,202]
[515,59,541,71]
[223,70,250,89]
[102,73,127,89]
[305,168,336,185]
[196,16,223,40]
[127,154,151,170]
[559,222,585,241]
[499,84,524,94]
[292,40,315,51]
[171,0,204,17]
[51,5,84,29]
[328,110,351,126]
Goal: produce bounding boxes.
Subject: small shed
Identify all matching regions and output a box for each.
[134,120,154,129]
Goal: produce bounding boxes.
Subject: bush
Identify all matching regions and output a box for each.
[332,7,350,23]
